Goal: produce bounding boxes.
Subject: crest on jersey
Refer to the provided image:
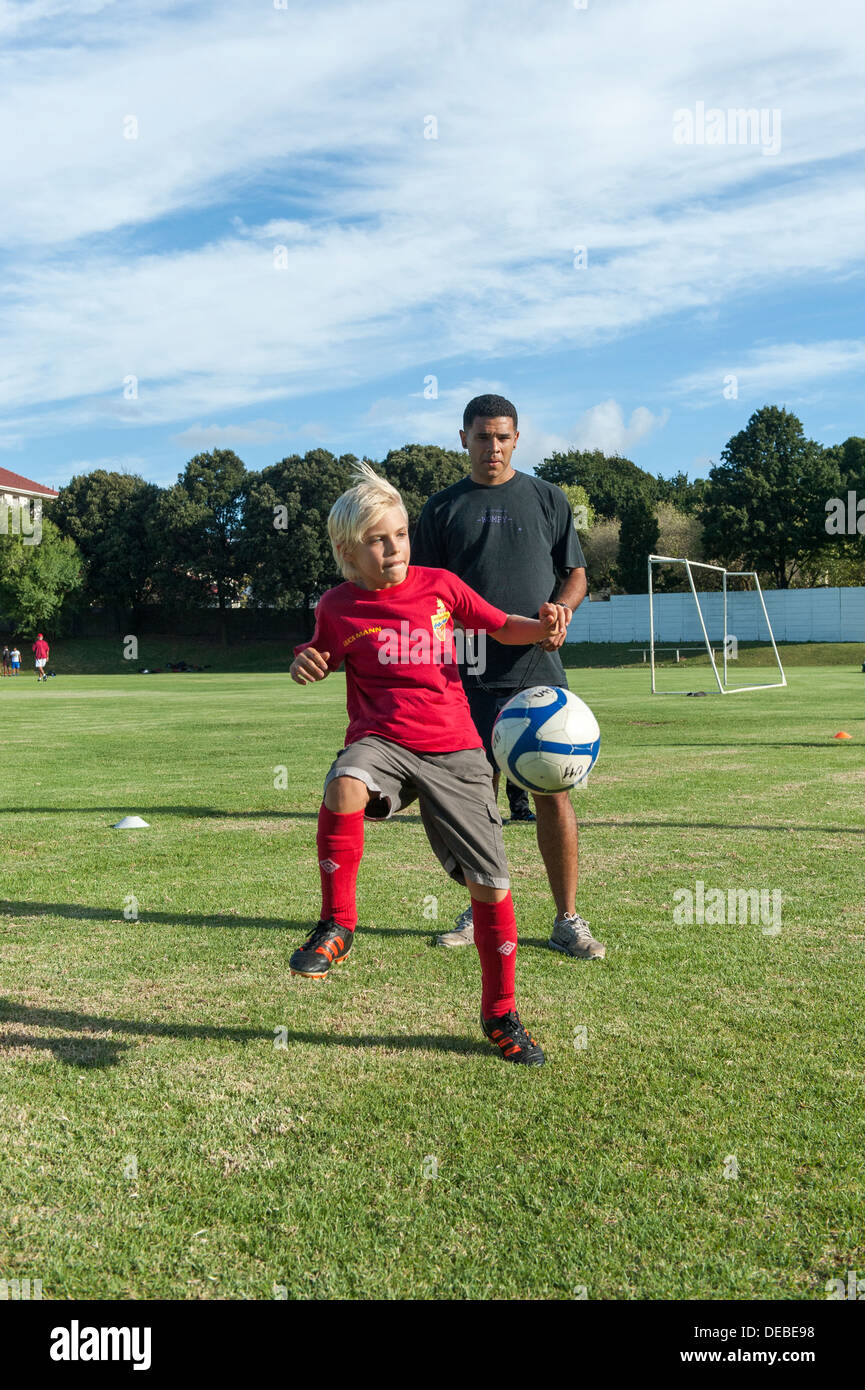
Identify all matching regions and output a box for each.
[430,598,451,640]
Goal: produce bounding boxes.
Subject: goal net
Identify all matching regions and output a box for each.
[647,555,787,695]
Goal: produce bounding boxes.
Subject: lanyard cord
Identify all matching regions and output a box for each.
[466,633,548,695]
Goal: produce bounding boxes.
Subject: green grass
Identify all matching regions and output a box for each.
[1,667,863,1300]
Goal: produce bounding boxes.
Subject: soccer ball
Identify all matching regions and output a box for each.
[491,686,600,794]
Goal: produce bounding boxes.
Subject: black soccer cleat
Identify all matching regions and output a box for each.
[290,918,354,978]
[481,1010,546,1066]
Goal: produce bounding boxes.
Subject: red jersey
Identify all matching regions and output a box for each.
[33,639,49,659]
[294,566,508,753]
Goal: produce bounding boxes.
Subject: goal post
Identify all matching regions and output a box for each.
[647,554,787,695]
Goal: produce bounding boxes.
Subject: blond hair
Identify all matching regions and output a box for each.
[328,461,408,581]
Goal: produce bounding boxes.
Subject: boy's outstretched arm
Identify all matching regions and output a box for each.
[490,602,562,646]
[290,647,332,684]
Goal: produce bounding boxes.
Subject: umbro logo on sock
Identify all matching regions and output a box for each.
[497,940,516,956]
[319,859,340,873]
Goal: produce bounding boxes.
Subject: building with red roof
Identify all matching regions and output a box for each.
[0,466,59,505]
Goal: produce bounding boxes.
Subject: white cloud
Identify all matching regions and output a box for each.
[510,416,571,473]
[570,400,669,454]
[360,384,571,471]
[362,380,496,444]
[171,420,293,450]
[674,339,865,402]
[1,0,864,442]
[360,387,668,469]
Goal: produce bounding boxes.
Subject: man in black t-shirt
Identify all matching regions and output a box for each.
[412,394,606,960]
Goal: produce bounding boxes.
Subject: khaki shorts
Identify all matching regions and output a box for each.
[323,736,509,890]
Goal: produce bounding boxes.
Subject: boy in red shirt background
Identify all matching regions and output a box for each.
[32,633,50,682]
[290,463,567,1066]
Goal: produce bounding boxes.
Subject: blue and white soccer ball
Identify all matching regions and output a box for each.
[491,686,601,794]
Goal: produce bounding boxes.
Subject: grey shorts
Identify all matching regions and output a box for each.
[323,736,509,890]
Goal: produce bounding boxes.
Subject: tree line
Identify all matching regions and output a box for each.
[1,405,862,637]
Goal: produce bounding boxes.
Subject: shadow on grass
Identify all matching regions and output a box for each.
[625,740,862,749]
[0,999,490,1066]
[0,901,438,935]
[0,804,371,822]
[0,804,860,833]
[0,804,433,827]
[0,1032,133,1068]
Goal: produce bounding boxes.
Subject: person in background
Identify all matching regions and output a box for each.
[33,632,50,682]
[1,646,10,677]
[10,645,21,675]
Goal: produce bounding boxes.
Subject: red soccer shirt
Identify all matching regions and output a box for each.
[293,566,508,753]
[33,639,49,659]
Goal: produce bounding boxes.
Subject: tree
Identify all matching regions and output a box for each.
[558,483,595,536]
[240,450,356,631]
[581,517,621,593]
[615,498,659,593]
[655,501,703,560]
[536,449,658,519]
[837,435,865,494]
[0,517,84,632]
[799,436,865,586]
[381,444,467,530]
[701,407,841,588]
[154,450,249,643]
[655,470,708,514]
[51,470,162,629]
[651,502,705,590]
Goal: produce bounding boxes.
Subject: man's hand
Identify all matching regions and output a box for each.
[537,601,563,645]
[538,601,569,650]
[290,648,331,684]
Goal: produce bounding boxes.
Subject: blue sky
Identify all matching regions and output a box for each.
[2,0,864,494]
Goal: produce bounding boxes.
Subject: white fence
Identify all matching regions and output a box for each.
[565,586,865,645]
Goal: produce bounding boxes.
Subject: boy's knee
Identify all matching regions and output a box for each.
[324,776,370,813]
[466,880,508,904]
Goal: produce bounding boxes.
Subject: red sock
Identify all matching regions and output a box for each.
[317,805,364,931]
[472,893,518,1018]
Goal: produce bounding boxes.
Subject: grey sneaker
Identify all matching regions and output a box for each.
[549,912,606,959]
[435,905,474,948]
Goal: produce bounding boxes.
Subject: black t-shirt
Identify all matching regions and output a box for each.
[411,470,586,689]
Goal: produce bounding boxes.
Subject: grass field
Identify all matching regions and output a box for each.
[1,662,864,1300]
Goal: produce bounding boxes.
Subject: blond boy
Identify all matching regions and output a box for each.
[289,464,566,1065]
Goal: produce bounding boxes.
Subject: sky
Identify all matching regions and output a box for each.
[2,0,864,494]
